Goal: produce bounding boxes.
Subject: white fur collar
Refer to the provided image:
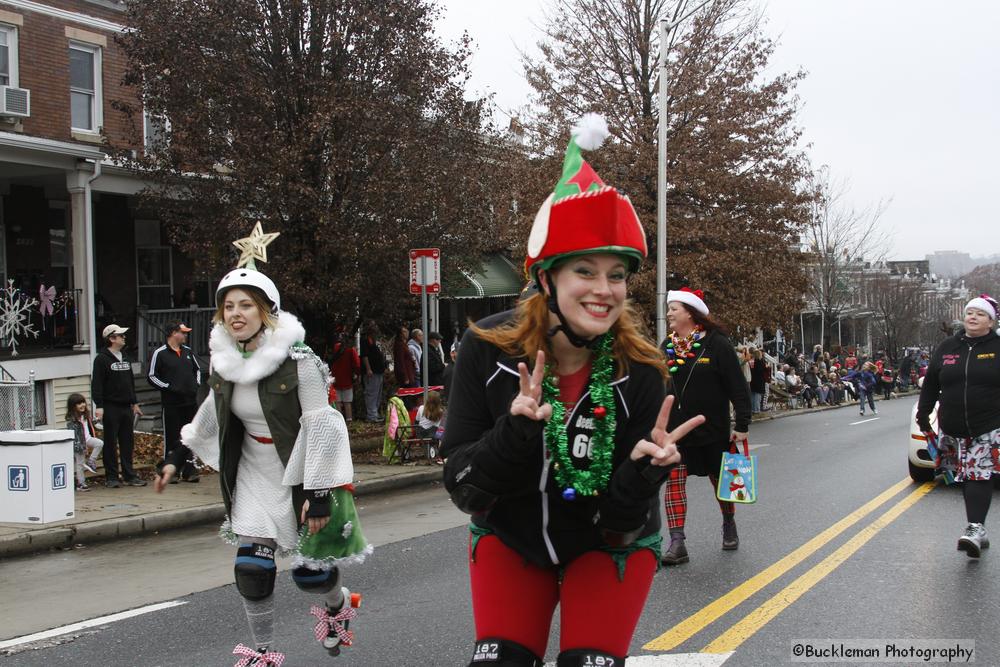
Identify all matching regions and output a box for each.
[209,311,306,384]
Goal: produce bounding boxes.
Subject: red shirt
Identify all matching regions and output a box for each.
[557,360,593,419]
[329,343,361,389]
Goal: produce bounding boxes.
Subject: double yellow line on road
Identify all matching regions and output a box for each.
[644,477,935,653]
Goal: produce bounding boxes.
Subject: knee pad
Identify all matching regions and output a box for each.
[469,638,542,666]
[234,543,276,601]
[556,649,625,667]
[292,566,339,594]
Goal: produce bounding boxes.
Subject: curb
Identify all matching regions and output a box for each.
[0,467,443,560]
[750,390,919,424]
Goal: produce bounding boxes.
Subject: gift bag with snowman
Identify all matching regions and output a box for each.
[716,438,757,504]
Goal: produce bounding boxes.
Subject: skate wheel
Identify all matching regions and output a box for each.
[350,592,363,608]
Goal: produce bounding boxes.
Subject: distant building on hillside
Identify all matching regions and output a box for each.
[927,251,975,277]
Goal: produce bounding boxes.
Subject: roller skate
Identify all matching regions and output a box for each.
[232,643,285,666]
[310,587,363,656]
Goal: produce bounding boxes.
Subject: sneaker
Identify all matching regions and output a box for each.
[873,408,878,415]
[82,460,97,474]
[661,533,689,565]
[123,477,148,487]
[958,523,990,558]
[722,518,739,550]
[183,473,200,483]
[105,479,122,488]
[76,483,91,492]
[232,643,285,666]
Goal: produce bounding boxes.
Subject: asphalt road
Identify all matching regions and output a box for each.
[2,396,996,666]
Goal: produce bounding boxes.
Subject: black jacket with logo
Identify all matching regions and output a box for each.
[441,311,669,568]
[148,344,202,406]
[91,348,137,408]
[917,331,1000,438]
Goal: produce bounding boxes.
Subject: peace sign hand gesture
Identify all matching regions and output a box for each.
[509,350,553,422]
[629,395,705,465]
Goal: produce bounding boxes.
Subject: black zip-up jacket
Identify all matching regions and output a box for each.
[917,331,1000,437]
[441,311,669,568]
[91,348,137,408]
[148,344,202,405]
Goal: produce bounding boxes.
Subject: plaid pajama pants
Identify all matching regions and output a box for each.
[664,463,734,531]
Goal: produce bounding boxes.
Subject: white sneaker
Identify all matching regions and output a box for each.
[82,460,97,474]
[958,523,990,558]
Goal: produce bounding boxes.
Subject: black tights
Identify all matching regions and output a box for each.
[964,480,993,524]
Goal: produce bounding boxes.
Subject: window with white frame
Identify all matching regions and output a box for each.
[143,108,170,153]
[69,42,102,132]
[0,24,17,87]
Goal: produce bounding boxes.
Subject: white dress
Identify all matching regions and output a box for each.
[229,382,298,548]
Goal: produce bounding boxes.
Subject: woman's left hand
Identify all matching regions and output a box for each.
[731,431,748,443]
[630,395,705,465]
[300,500,331,535]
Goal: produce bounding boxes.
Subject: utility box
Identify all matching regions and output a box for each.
[0,429,75,524]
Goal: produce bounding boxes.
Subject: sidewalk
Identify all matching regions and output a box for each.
[750,388,918,423]
[0,463,443,559]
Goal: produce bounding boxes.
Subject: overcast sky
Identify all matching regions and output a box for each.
[436,1,1000,261]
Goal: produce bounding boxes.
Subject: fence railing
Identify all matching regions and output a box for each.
[136,306,215,373]
[0,370,36,430]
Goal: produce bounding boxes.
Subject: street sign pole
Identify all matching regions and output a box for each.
[420,256,430,404]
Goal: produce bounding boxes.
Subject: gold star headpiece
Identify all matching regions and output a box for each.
[232,221,280,270]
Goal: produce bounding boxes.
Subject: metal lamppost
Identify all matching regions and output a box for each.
[657,0,713,344]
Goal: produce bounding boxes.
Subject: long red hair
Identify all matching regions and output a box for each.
[470,293,668,380]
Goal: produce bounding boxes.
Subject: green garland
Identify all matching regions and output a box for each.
[542,334,617,499]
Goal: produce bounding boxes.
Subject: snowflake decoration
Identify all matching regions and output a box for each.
[341,521,353,539]
[0,280,39,356]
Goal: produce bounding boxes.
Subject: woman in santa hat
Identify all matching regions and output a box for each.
[442,115,704,667]
[659,287,752,566]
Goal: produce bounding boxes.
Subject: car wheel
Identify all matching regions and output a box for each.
[909,460,934,483]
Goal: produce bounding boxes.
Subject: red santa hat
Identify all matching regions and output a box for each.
[667,287,709,316]
[524,114,648,279]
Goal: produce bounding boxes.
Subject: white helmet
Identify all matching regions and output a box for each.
[216,268,280,312]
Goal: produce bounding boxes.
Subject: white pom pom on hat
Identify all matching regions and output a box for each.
[572,113,610,151]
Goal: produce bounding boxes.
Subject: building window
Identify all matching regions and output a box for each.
[69,42,101,132]
[136,246,173,309]
[0,24,17,87]
[143,109,170,154]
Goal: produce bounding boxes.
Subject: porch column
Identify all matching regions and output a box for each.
[66,168,92,352]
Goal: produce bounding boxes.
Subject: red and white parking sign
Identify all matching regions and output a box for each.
[409,248,441,294]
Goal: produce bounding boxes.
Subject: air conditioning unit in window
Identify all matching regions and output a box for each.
[0,86,30,118]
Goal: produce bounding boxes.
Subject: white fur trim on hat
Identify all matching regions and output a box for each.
[667,289,709,316]
[966,297,997,321]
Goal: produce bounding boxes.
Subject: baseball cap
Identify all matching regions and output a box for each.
[165,321,192,335]
[102,324,129,338]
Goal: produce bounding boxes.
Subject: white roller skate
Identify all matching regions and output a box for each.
[310,587,363,656]
[232,643,285,666]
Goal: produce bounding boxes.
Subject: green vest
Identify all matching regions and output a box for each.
[209,356,307,521]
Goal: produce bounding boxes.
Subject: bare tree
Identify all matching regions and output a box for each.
[867,273,922,363]
[803,168,890,349]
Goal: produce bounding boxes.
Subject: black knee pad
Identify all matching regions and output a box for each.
[291,566,339,593]
[469,638,543,666]
[234,543,276,601]
[556,649,625,667]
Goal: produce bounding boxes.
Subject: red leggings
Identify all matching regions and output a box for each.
[469,534,657,659]
[663,464,734,531]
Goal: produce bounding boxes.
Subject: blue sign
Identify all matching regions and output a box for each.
[8,465,29,491]
[52,463,67,490]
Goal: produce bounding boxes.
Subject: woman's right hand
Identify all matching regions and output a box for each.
[154,464,176,493]
[510,350,553,422]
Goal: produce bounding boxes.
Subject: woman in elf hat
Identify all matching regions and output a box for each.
[659,288,752,566]
[155,241,370,666]
[917,294,1000,559]
[442,115,705,667]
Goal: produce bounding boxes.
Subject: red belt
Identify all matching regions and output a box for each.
[249,433,274,444]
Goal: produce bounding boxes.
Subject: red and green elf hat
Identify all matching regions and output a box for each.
[524,113,648,279]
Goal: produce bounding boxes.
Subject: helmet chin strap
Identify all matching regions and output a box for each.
[541,274,602,350]
[235,325,266,354]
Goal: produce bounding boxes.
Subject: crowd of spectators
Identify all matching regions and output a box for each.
[739,343,930,416]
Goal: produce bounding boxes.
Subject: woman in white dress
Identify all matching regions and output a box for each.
[156,266,370,666]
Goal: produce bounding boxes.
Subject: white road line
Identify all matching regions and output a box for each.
[0,600,187,650]
[545,654,733,666]
[849,418,880,426]
[748,443,771,451]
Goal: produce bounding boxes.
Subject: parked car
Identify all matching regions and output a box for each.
[908,377,937,482]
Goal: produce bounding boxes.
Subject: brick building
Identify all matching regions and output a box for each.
[0,0,207,427]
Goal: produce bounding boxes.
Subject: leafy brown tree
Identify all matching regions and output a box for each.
[962,262,1000,300]
[514,0,813,334]
[112,0,512,333]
